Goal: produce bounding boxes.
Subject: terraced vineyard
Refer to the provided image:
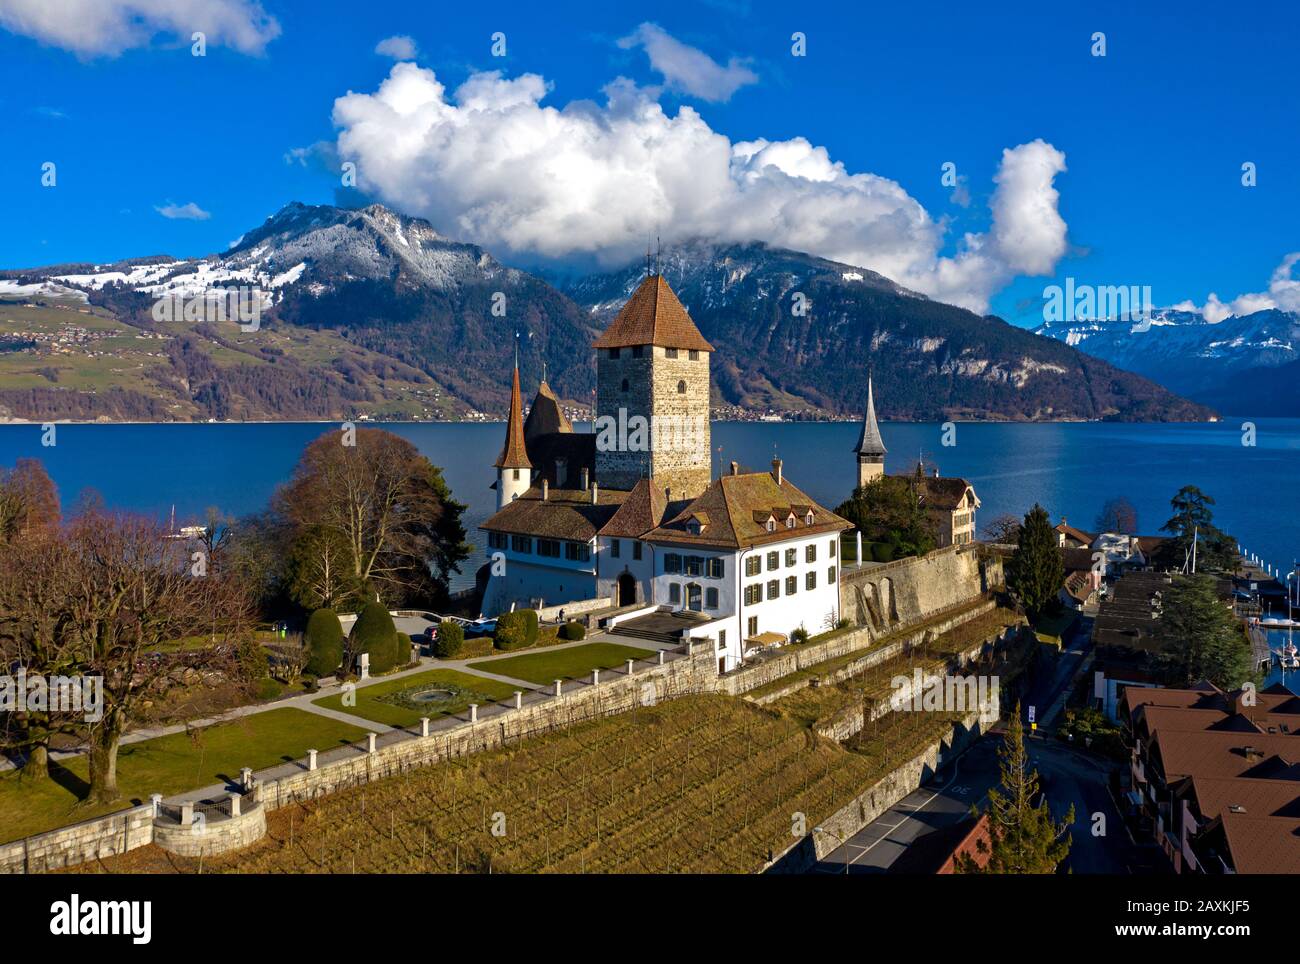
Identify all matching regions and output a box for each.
[771,607,1025,728]
[71,694,968,874]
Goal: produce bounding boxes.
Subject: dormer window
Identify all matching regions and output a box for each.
[805,511,815,526]
[766,519,776,533]
[785,513,797,529]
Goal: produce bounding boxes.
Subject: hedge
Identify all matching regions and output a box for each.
[559,621,586,641]
[304,608,345,677]
[435,620,465,658]
[495,609,539,651]
[351,602,399,674]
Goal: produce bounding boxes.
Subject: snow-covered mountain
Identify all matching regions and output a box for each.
[1035,308,1300,413]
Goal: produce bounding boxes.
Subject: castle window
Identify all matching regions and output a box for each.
[707,557,724,578]
[564,542,590,562]
[511,535,532,553]
[512,469,520,480]
[829,538,838,558]
[677,380,686,394]
[747,615,758,637]
[669,583,681,604]
[745,556,761,577]
[785,548,796,567]
[689,350,699,361]
[786,575,797,595]
[766,551,778,571]
[806,570,817,590]
[706,587,719,609]
[828,566,837,584]
[632,541,642,560]
[487,532,507,550]
[632,345,643,358]
[786,516,795,529]
[766,519,776,533]
[805,512,815,526]
[665,348,678,359]
[610,539,620,558]
[767,579,780,600]
[685,555,702,576]
[609,348,621,359]
[621,379,629,392]
[665,552,682,573]
[537,539,561,558]
[806,544,817,563]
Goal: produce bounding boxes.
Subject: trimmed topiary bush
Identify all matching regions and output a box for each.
[351,601,399,674]
[494,608,539,651]
[435,620,465,658]
[305,608,345,677]
[559,620,586,641]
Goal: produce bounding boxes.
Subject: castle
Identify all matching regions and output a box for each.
[480,272,851,671]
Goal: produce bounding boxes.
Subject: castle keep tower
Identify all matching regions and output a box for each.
[853,375,886,489]
[592,274,713,500]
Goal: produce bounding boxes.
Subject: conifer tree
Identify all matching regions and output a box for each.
[958,707,1073,874]
[1006,503,1064,621]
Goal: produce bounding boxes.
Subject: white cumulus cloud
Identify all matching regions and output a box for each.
[1171,253,1300,322]
[155,201,211,220]
[374,34,417,60]
[330,62,1069,312]
[0,0,280,57]
[618,22,757,102]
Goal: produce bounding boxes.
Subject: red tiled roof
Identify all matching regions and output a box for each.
[591,275,714,352]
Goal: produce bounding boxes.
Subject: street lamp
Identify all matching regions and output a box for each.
[813,825,850,875]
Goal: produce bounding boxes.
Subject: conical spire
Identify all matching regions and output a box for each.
[853,375,887,456]
[495,361,532,469]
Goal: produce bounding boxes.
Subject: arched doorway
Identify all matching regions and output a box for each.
[686,582,702,612]
[617,572,637,607]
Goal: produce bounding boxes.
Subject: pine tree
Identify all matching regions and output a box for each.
[1006,504,1064,621]
[959,707,1074,874]
[1159,574,1256,689]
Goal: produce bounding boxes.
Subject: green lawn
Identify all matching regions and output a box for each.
[312,668,520,728]
[468,642,656,685]
[0,707,369,844]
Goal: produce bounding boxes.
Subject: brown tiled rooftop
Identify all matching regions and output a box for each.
[591,274,714,352]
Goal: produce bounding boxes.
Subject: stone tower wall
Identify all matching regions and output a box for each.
[650,347,711,500]
[594,347,654,489]
[856,457,884,490]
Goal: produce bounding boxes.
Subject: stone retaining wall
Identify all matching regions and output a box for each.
[766,708,990,873]
[0,804,153,875]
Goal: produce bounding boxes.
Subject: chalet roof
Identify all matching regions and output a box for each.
[481,486,629,542]
[495,365,531,470]
[643,466,851,550]
[853,376,886,456]
[524,380,572,439]
[1150,729,1300,783]
[1184,776,1300,823]
[1217,812,1300,873]
[1055,521,1097,546]
[591,274,714,352]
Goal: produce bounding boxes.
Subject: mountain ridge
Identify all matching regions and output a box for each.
[0,202,1213,423]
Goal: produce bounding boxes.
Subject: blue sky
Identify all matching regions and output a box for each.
[1,0,1296,324]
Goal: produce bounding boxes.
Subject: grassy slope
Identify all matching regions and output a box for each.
[467,643,655,685]
[0,707,368,843]
[311,668,520,728]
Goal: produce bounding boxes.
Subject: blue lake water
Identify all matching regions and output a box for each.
[1,419,1297,610]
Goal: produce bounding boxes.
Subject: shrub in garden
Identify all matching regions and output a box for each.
[495,609,539,651]
[559,620,586,641]
[435,620,465,658]
[351,602,399,673]
[304,608,345,677]
[789,626,810,645]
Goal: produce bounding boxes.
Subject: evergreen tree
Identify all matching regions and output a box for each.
[834,476,936,559]
[1006,504,1064,621]
[958,707,1073,874]
[1159,574,1256,689]
[304,608,344,677]
[350,601,399,674]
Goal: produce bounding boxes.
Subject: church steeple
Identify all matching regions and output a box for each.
[494,359,532,508]
[853,375,886,488]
